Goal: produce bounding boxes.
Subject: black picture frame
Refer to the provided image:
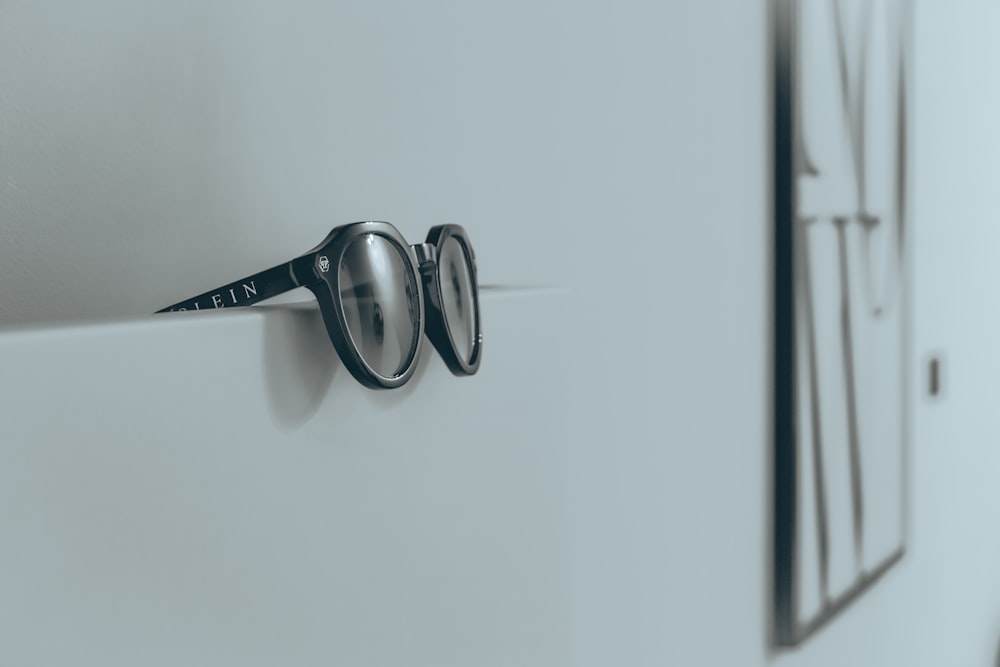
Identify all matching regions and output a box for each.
[773,0,912,646]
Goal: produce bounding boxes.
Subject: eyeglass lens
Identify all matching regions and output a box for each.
[338,233,420,377]
[437,236,477,364]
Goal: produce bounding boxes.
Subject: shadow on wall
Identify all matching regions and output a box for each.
[262,303,339,430]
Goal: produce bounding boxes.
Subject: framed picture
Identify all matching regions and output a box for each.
[772,0,912,646]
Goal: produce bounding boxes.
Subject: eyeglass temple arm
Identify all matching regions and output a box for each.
[156,257,316,313]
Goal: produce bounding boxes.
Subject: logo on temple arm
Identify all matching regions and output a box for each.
[318,256,330,273]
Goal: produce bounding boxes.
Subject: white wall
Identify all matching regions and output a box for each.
[2,0,1000,665]
[2,0,755,323]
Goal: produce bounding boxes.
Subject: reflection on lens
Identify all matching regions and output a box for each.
[338,234,420,377]
[437,236,476,363]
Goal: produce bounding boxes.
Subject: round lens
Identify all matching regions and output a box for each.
[437,236,477,363]
[338,233,420,377]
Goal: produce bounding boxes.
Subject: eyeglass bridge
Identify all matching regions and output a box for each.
[413,243,437,269]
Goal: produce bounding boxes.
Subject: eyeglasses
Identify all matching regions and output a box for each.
[158,222,482,389]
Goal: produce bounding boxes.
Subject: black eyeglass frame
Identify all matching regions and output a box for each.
[157,221,482,390]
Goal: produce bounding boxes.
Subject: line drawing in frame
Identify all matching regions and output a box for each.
[772,0,912,646]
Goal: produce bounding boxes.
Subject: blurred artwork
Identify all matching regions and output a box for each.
[773,0,911,646]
